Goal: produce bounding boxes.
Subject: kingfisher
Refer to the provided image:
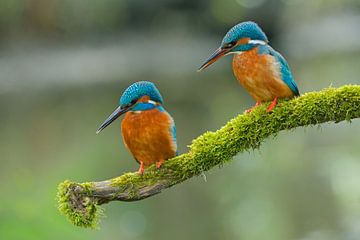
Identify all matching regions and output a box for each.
[96,81,177,175]
[198,21,299,112]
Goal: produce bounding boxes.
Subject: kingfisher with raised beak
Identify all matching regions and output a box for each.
[96,81,177,175]
[198,21,299,112]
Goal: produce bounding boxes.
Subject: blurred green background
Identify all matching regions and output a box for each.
[0,0,359,239]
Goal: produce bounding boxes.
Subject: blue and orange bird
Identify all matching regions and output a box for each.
[96,81,177,175]
[198,21,299,112]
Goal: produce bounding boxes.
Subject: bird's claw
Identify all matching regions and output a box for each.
[156,160,165,169]
[266,98,278,113]
[245,102,260,113]
[138,161,145,175]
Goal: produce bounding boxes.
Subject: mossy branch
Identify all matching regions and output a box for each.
[57,85,360,228]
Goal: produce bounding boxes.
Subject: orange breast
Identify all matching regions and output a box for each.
[232,47,294,102]
[121,108,176,167]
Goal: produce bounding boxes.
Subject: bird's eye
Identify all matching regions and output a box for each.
[223,41,236,49]
[121,99,138,109]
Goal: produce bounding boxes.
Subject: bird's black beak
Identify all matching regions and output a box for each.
[96,105,132,134]
[198,47,230,71]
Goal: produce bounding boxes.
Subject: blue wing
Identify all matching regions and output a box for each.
[164,109,178,156]
[259,45,300,96]
[171,121,178,156]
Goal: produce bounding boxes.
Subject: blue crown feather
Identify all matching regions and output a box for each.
[221,21,268,46]
[119,81,164,106]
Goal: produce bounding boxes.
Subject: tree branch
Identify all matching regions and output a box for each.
[57,85,360,228]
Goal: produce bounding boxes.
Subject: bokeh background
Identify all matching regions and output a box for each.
[0,0,359,239]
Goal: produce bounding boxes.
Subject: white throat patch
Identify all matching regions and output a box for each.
[226,51,243,55]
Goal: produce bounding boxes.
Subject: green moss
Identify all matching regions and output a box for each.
[57,180,103,228]
[109,162,184,188]
[57,85,360,228]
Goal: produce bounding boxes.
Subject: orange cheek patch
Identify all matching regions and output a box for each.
[137,95,150,103]
[237,37,250,45]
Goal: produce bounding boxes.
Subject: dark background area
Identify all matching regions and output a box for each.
[0,0,359,239]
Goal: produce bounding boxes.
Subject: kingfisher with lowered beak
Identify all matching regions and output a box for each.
[198,21,299,112]
[96,81,177,175]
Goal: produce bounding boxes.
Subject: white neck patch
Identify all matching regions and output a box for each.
[147,100,157,105]
[248,40,267,45]
[225,40,267,55]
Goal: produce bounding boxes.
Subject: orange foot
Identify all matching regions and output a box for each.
[156,160,165,169]
[246,102,260,113]
[138,161,145,175]
[267,98,278,113]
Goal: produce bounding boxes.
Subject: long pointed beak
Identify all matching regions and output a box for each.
[96,106,131,134]
[197,47,229,72]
